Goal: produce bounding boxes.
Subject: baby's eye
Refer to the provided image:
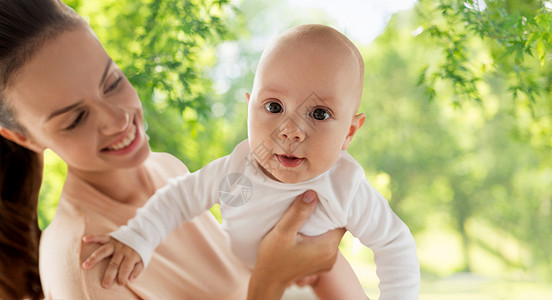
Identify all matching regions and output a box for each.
[264,102,283,114]
[310,108,330,120]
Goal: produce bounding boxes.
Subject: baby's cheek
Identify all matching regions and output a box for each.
[312,146,340,171]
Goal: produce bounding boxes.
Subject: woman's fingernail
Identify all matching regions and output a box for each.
[302,190,316,203]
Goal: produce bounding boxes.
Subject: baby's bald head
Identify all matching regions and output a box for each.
[255,24,364,111]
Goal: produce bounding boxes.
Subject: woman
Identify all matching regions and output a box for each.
[0,0,344,299]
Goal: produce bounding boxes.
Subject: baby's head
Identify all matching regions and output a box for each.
[246,24,365,183]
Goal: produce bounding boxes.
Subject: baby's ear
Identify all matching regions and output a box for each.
[341,113,366,151]
[245,92,251,103]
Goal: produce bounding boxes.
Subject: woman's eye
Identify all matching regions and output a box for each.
[310,108,330,120]
[264,102,283,114]
[65,111,86,131]
[104,75,122,94]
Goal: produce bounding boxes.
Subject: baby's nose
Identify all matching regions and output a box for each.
[279,118,306,143]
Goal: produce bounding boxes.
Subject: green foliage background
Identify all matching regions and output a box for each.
[38,0,552,297]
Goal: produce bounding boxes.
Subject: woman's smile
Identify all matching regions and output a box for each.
[102,120,142,155]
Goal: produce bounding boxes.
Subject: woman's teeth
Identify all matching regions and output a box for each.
[107,125,136,150]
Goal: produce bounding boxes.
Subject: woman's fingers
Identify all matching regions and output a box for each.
[274,190,318,234]
[302,227,346,249]
[82,243,114,269]
[300,228,346,273]
[295,275,319,287]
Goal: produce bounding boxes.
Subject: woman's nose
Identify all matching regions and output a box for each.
[99,102,130,135]
[279,118,306,143]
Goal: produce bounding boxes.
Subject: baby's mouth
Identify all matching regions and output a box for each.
[276,154,305,168]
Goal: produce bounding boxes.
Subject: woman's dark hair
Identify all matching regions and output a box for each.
[0,0,85,298]
[0,139,43,299]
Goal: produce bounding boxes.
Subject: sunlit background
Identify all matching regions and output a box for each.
[39,0,552,299]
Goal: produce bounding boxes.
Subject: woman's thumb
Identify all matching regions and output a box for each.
[276,190,318,234]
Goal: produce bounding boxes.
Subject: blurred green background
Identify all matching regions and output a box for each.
[39,0,551,298]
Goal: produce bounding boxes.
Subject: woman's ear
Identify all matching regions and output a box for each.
[245,92,251,103]
[341,113,366,151]
[0,127,44,153]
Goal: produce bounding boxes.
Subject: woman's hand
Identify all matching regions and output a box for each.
[247,190,346,300]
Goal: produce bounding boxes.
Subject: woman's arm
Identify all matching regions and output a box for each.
[247,190,346,300]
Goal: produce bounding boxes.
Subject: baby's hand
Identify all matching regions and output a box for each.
[82,234,143,289]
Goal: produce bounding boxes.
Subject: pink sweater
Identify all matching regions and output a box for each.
[39,152,250,299]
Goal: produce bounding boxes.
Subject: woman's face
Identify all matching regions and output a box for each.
[4,27,150,173]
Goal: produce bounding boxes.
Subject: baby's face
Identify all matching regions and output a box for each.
[247,34,365,183]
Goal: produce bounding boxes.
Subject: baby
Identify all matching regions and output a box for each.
[83,24,420,299]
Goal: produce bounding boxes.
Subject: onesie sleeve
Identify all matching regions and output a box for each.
[110,159,225,267]
[346,180,420,300]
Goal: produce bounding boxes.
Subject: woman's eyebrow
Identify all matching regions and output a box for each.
[46,58,112,122]
[99,58,113,88]
[46,101,84,122]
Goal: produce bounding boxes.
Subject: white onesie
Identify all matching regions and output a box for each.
[111,139,420,299]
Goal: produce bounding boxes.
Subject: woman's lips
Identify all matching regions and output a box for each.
[276,154,305,168]
[102,122,139,153]
[106,125,136,150]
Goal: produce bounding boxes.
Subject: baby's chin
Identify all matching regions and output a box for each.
[265,169,322,184]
